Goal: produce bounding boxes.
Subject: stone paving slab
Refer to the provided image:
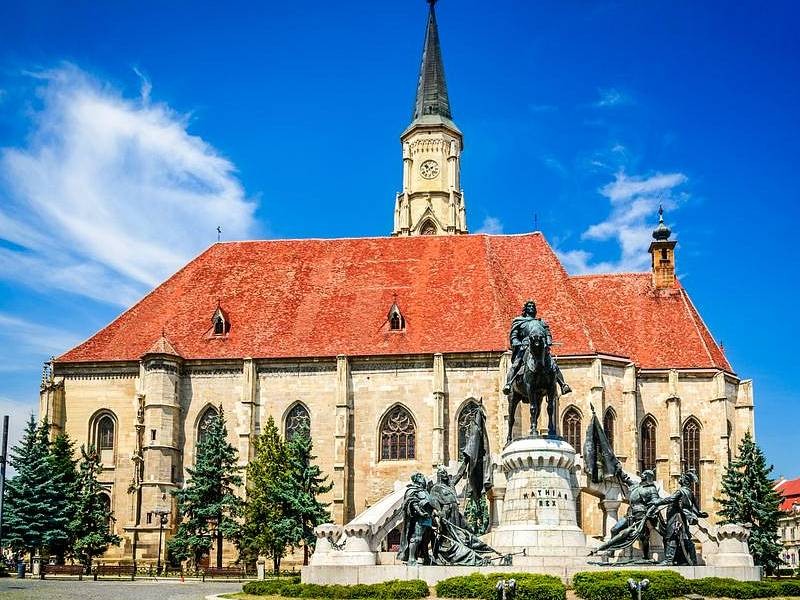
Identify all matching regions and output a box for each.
[0,578,243,600]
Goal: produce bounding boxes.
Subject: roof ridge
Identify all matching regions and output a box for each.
[569,271,650,279]
[214,232,543,244]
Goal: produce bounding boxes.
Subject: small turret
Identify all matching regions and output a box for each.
[648,206,677,289]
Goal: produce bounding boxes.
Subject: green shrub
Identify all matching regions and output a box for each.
[692,577,800,598]
[241,577,428,598]
[243,577,301,595]
[573,572,800,600]
[572,570,690,600]
[778,579,800,596]
[435,572,565,600]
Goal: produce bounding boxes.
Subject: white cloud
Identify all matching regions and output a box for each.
[475,216,504,234]
[594,87,633,108]
[557,170,688,274]
[0,312,82,359]
[0,64,257,306]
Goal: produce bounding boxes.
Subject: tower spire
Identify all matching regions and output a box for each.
[411,0,452,124]
[393,0,466,237]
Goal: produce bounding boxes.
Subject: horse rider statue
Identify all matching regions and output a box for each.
[502,300,571,396]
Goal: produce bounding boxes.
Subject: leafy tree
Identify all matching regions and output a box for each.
[48,433,80,562]
[168,408,244,569]
[716,431,783,574]
[3,416,70,567]
[240,416,295,574]
[284,428,332,565]
[70,445,121,568]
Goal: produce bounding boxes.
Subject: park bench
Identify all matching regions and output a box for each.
[92,564,136,580]
[201,566,247,581]
[40,564,85,580]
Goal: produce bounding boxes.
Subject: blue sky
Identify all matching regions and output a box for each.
[0,1,798,476]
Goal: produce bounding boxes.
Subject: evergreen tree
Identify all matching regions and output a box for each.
[70,445,121,569]
[3,416,67,566]
[716,431,783,574]
[240,416,295,574]
[168,408,244,569]
[465,495,489,535]
[285,428,332,565]
[48,433,80,562]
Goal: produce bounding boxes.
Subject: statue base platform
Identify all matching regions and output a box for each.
[301,563,762,586]
[482,436,588,562]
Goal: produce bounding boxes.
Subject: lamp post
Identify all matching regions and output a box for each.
[152,498,171,576]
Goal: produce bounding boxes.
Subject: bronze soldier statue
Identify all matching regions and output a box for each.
[591,467,662,559]
[652,471,708,565]
[503,300,571,396]
[397,473,436,566]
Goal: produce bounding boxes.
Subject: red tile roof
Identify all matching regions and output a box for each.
[570,273,731,371]
[775,477,800,512]
[57,233,732,372]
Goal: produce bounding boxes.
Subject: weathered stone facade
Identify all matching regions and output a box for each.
[40,349,755,564]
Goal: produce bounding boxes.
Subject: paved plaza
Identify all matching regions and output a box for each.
[0,578,243,600]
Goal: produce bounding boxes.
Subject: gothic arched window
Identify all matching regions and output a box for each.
[98,415,115,450]
[603,408,616,451]
[682,417,701,504]
[285,403,311,440]
[562,407,582,450]
[380,405,416,461]
[197,406,219,446]
[420,221,437,235]
[640,415,657,476]
[99,492,113,532]
[457,401,480,455]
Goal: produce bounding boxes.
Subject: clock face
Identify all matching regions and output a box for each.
[419,159,440,179]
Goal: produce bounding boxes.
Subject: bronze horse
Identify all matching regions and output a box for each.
[506,332,560,444]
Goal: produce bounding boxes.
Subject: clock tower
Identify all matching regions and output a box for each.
[393,0,467,236]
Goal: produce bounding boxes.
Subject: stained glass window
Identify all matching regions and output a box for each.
[603,408,616,451]
[380,405,416,460]
[682,417,701,504]
[285,403,311,440]
[98,415,115,450]
[457,401,480,454]
[563,408,582,450]
[198,406,218,446]
[640,415,657,476]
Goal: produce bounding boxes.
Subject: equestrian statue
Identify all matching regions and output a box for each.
[503,300,571,443]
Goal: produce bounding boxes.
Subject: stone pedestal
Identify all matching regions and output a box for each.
[483,436,588,564]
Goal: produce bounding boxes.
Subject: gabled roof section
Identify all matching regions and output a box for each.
[410,1,455,129]
[570,272,732,372]
[58,234,596,362]
[56,233,734,374]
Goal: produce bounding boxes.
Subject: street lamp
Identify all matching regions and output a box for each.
[152,495,171,576]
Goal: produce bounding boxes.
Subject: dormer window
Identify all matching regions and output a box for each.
[210,304,230,337]
[213,315,225,335]
[387,302,405,331]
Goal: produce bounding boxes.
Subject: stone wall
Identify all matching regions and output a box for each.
[46,352,755,564]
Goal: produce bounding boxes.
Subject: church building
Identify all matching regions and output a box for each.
[40,1,754,565]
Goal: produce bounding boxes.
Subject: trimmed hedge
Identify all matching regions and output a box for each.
[572,570,690,600]
[243,576,301,596]
[435,572,566,600]
[242,577,428,599]
[573,571,800,600]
